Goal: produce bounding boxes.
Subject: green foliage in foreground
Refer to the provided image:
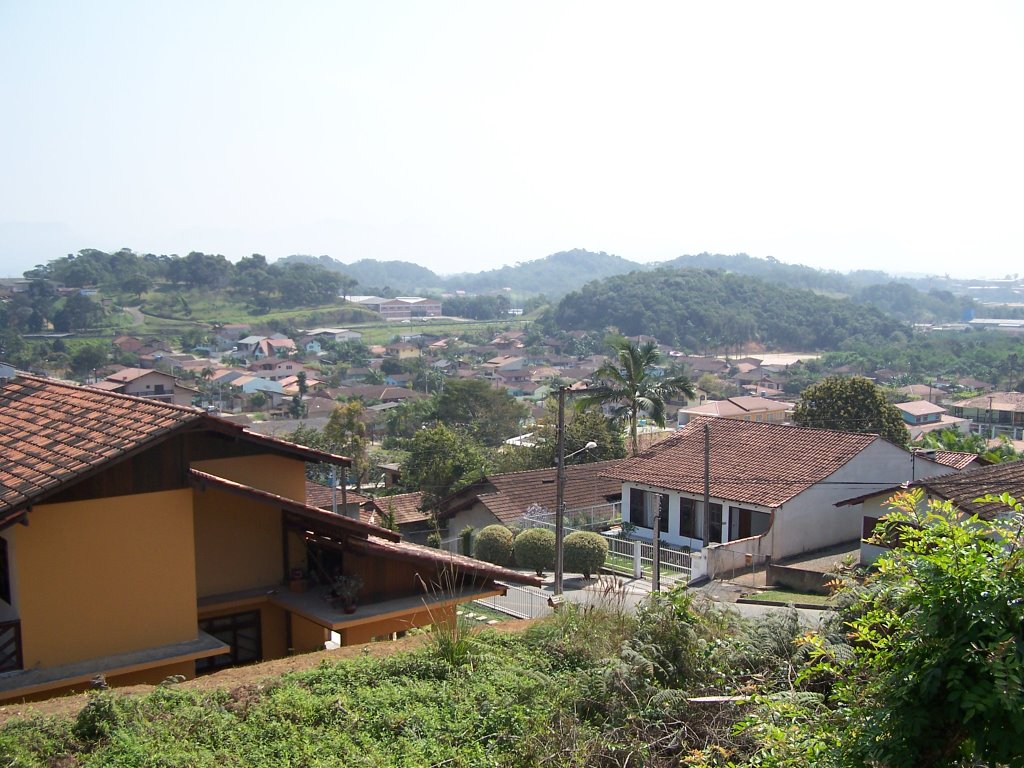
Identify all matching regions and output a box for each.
[4,493,1024,767]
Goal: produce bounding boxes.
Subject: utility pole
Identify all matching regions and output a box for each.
[554,386,567,596]
[652,497,661,592]
[703,423,712,546]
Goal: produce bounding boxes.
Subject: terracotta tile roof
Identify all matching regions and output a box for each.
[0,373,203,524]
[931,451,978,470]
[369,491,429,526]
[103,367,172,383]
[679,397,794,418]
[604,417,878,508]
[895,400,946,417]
[957,391,1024,412]
[439,460,623,526]
[304,480,374,518]
[347,535,542,586]
[913,459,1024,520]
[0,373,353,525]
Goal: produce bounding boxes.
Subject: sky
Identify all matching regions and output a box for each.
[1,2,1022,279]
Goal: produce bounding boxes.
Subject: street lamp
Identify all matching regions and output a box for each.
[553,385,598,596]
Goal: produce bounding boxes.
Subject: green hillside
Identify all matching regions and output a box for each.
[552,267,906,350]
[443,249,642,296]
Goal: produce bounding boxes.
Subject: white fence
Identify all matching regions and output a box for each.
[604,536,693,584]
[519,502,622,533]
[474,582,553,619]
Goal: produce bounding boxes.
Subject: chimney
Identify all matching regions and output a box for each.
[0,362,16,387]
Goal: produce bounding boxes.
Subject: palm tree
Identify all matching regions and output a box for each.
[575,339,696,455]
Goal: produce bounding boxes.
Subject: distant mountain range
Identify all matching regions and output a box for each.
[279,249,643,298]
[278,249,974,312]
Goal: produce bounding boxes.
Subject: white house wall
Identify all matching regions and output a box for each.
[448,504,503,536]
[763,441,954,560]
[621,482,774,551]
[620,441,956,561]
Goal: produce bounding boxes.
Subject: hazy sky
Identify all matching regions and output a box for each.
[1,2,1021,279]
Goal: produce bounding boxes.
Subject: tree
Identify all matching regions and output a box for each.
[575,339,696,455]
[473,525,514,566]
[434,379,529,448]
[52,294,103,332]
[400,424,487,511]
[513,528,556,576]
[324,401,369,486]
[913,427,1020,463]
[562,531,608,579]
[819,490,1024,767]
[69,343,108,377]
[497,402,626,473]
[121,273,152,301]
[287,394,306,419]
[793,376,910,446]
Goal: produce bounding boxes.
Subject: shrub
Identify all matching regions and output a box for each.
[514,528,555,576]
[474,525,514,566]
[459,525,475,556]
[562,531,608,579]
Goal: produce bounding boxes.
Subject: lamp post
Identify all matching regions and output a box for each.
[553,386,597,596]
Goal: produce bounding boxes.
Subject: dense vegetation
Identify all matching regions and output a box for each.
[280,255,441,295]
[552,267,907,351]
[819,332,1024,388]
[662,253,974,323]
[793,376,910,446]
[3,491,1021,767]
[24,250,352,313]
[447,249,641,296]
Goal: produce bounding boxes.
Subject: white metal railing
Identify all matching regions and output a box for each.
[474,582,553,619]
[519,502,621,533]
[603,536,692,583]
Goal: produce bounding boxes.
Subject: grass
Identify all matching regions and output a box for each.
[741,588,833,606]
[461,603,511,623]
[0,587,836,767]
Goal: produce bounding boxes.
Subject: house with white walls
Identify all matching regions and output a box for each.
[603,417,956,563]
[840,458,1024,565]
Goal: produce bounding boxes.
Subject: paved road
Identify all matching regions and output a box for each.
[481,572,830,629]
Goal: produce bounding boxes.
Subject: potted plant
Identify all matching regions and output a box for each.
[326,573,363,613]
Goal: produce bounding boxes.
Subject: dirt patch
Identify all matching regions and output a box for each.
[0,620,535,726]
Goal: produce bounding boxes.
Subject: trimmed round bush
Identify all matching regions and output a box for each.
[563,531,609,579]
[514,528,556,576]
[474,524,514,566]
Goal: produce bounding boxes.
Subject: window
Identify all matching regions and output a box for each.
[629,488,646,526]
[197,610,262,673]
[679,497,701,539]
[707,503,724,544]
[628,489,668,530]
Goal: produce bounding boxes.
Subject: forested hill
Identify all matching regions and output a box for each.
[662,252,887,294]
[552,268,907,351]
[661,253,972,323]
[445,249,641,295]
[281,249,643,298]
[279,255,442,293]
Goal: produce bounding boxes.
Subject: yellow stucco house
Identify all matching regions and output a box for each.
[0,372,535,702]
